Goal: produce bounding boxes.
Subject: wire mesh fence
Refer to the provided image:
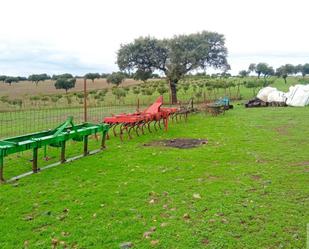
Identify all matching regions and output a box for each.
[0,92,200,139]
[0,104,140,139]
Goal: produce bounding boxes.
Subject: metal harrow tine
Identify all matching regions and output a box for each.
[113,124,119,137]
[141,123,146,135]
[153,121,158,131]
[134,124,140,136]
[128,125,133,140]
[147,122,152,133]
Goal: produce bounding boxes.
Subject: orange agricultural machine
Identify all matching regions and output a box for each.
[103,96,180,141]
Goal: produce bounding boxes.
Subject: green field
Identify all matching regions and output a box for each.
[0,105,308,248]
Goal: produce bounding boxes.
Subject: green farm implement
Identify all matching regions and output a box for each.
[0,117,109,183]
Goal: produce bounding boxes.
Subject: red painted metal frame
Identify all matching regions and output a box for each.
[103,96,177,140]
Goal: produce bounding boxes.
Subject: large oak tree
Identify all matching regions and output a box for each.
[117,31,229,103]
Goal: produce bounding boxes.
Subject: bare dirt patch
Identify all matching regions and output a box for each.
[273,125,292,136]
[144,138,208,149]
[291,161,309,167]
[251,175,262,180]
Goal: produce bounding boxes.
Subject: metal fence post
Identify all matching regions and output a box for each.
[84,78,87,122]
[0,152,4,183]
[32,147,38,173]
[137,98,140,112]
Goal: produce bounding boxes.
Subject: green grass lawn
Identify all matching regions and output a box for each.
[0,106,308,248]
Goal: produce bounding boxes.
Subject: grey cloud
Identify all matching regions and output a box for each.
[0,41,116,76]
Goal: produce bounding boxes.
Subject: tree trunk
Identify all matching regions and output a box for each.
[169,80,178,104]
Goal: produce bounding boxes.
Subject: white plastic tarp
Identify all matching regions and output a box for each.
[267,90,287,103]
[286,84,309,107]
[257,87,277,102]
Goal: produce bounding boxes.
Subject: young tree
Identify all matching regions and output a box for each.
[194,90,203,102]
[85,73,101,83]
[54,77,76,93]
[106,72,126,86]
[157,84,168,95]
[111,87,127,103]
[244,79,264,96]
[132,86,141,96]
[117,31,228,104]
[183,82,190,93]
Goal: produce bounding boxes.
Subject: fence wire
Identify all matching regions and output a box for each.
[0,104,140,139]
[0,92,202,139]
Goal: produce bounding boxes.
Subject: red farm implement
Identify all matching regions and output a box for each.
[104,96,186,141]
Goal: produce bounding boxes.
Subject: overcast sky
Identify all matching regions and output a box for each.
[0,0,308,76]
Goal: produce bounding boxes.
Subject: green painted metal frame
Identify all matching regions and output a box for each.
[0,117,109,183]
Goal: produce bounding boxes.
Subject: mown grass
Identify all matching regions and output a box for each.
[0,105,308,248]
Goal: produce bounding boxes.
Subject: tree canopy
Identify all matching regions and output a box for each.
[106,72,126,86]
[248,63,274,79]
[4,77,19,86]
[28,74,50,86]
[54,77,76,93]
[296,64,309,77]
[117,31,229,103]
[52,74,73,80]
[85,73,101,83]
[276,64,296,84]
[0,75,7,82]
[239,70,249,78]
[133,69,153,82]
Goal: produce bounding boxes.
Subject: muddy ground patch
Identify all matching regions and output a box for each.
[144,138,208,149]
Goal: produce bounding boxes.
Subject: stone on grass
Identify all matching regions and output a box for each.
[119,242,133,249]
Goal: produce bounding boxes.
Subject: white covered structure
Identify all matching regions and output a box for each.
[286,84,309,107]
[256,84,309,107]
[257,87,278,102]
